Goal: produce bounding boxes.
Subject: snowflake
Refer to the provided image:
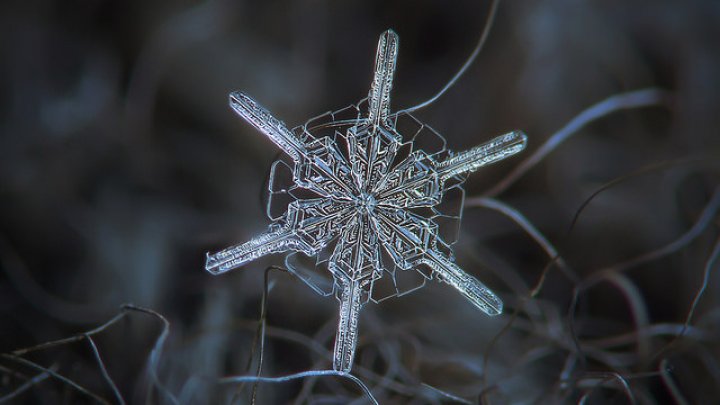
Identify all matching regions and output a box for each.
[205,30,527,372]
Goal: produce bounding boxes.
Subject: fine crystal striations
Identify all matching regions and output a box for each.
[205,29,528,373]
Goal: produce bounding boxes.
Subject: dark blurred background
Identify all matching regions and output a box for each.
[1,0,719,403]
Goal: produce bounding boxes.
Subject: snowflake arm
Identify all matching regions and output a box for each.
[328,215,379,371]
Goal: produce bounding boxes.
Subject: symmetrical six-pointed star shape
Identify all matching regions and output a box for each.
[206,30,527,372]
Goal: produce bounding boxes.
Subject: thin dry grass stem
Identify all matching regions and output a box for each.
[585,185,720,279]
[464,196,576,283]
[577,369,667,404]
[529,256,562,298]
[585,323,712,349]
[566,157,715,235]
[218,370,379,405]
[576,372,636,405]
[234,265,283,404]
[558,352,577,387]
[228,319,333,402]
[121,304,177,405]
[250,267,274,404]
[484,88,672,197]
[601,273,651,361]
[659,358,690,405]
[293,324,337,405]
[652,236,720,361]
[85,335,125,405]
[11,310,126,357]
[394,0,500,116]
[679,236,720,337]
[0,369,52,404]
[0,354,110,404]
[420,383,474,405]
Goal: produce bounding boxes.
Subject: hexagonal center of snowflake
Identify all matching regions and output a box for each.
[356,192,377,215]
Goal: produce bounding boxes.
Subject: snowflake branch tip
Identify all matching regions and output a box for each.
[368,29,399,128]
[333,279,365,372]
[205,226,306,275]
[229,91,306,160]
[420,253,503,316]
[438,130,527,180]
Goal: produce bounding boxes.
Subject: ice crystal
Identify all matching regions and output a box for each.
[206,30,527,372]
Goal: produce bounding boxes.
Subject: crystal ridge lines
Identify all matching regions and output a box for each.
[205,29,528,372]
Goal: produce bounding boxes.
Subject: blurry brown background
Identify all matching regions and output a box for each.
[1,0,719,403]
